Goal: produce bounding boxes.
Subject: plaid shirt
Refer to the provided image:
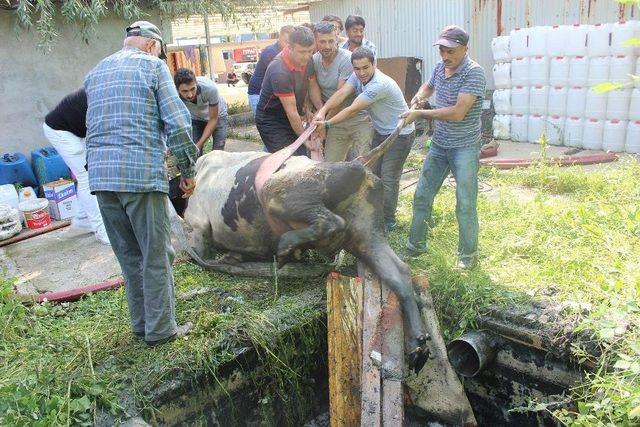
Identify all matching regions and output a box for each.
[84,46,197,194]
[341,38,377,56]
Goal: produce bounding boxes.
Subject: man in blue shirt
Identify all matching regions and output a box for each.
[400,26,486,269]
[84,21,198,346]
[247,25,294,115]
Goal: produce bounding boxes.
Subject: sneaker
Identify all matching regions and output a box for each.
[95,225,110,246]
[145,322,193,347]
[456,257,477,270]
[69,217,94,234]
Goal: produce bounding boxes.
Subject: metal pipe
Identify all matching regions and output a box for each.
[447,330,497,377]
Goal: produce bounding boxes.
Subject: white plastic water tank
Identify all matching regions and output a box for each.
[611,20,638,56]
[547,25,568,56]
[493,62,511,89]
[546,115,565,146]
[569,56,590,87]
[588,56,611,86]
[511,57,530,86]
[493,89,512,115]
[528,114,546,143]
[529,56,550,86]
[609,55,636,83]
[548,86,568,117]
[511,86,530,115]
[606,88,632,120]
[549,56,570,86]
[637,58,640,88]
[493,115,511,140]
[629,88,640,121]
[583,118,605,150]
[625,120,640,153]
[603,119,627,152]
[529,85,549,116]
[587,23,612,57]
[564,116,584,148]
[585,88,608,119]
[491,36,511,63]
[510,28,529,58]
[567,86,588,118]
[511,114,529,142]
[565,24,588,56]
[528,26,548,57]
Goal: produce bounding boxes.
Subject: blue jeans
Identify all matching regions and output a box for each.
[408,142,480,261]
[248,94,260,116]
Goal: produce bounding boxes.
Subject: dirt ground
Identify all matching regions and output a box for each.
[1,127,629,296]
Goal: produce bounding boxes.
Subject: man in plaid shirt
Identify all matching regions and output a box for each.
[84,21,198,346]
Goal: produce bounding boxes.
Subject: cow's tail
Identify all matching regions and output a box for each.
[355,118,407,169]
[167,200,330,278]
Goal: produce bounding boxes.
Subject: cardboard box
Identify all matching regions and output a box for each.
[43,179,78,220]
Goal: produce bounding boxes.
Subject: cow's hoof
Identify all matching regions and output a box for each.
[408,346,429,373]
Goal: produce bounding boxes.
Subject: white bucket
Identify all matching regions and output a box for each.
[546,115,565,146]
[547,25,568,56]
[629,88,640,121]
[493,115,511,140]
[511,86,530,115]
[609,55,636,83]
[569,56,589,87]
[529,56,549,86]
[548,86,568,117]
[625,120,640,153]
[529,85,549,116]
[18,198,51,230]
[511,114,529,142]
[511,57,530,86]
[564,116,584,148]
[587,23,612,57]
[549,56,570,87]
[0,205,22,241]
[528,114,546,144]
[587,56,611,87]
[0,184,19,210]
[606,88,632,120]
[567,87,588,118]
[493,62,511,89]
[585,88,608,119]
[583,118,605,150]
[637,58,640,88]
[528,26,548,57]
[611,20,638,56]
[491,36,511,63]
[493,89,511,115]
[509,28,529,58]
[565,23,588,56]
[603,119,627,152]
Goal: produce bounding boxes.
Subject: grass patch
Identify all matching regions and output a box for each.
[389,156,640,426]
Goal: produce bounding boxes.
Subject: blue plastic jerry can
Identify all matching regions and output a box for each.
[31,146,70,185]
[0,152,38,187]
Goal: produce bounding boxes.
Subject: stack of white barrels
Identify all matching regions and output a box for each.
[491,20,640,153]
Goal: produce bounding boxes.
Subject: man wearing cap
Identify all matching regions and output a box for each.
[400,25,486,269]
[255,26,322,156]
[247,25,294,115]
[342,15,376,56]
[313,47,415,232]
[84,21,198,346]
[308,21,372,161]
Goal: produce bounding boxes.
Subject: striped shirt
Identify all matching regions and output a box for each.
[84,46,198,194]
[428,55,486,148]
[341,38,377,56]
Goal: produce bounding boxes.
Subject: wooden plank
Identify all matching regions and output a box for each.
[326,272,363,427]
[358,262,382,427]
[380,284,404,426]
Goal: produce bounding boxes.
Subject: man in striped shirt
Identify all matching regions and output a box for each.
[400,26,486,269]
[84,21,198,345]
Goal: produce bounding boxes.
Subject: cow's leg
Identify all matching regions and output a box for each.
[349,237,429,368]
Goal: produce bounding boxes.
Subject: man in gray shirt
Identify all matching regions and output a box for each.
[314,47,415,232]
[174,68,228,155]
[401,26,486,269]
[309,21,372,161]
